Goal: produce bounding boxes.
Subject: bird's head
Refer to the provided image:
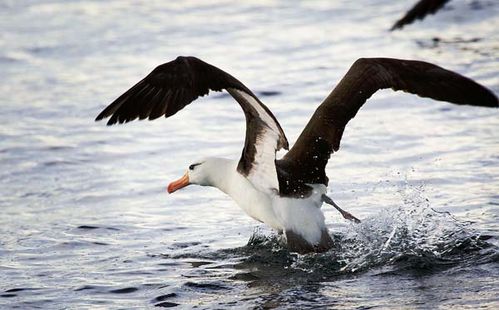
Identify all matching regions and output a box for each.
[167,158,219,193]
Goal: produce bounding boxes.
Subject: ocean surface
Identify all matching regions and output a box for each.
[1,0,498,308]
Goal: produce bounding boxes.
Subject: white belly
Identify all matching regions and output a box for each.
[272,184,328,245]
[224,172,281,230]
[223,171,328,245]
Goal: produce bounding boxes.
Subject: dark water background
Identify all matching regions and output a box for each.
[1,0,498,308]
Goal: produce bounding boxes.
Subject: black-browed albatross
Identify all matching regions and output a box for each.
[96,56,498,254]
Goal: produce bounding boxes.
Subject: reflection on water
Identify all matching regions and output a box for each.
[1,0,498,308]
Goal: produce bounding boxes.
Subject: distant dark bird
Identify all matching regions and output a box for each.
[96,56,498,254]
[391,0,451,30]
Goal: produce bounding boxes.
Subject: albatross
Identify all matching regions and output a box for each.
[96,56,498,253]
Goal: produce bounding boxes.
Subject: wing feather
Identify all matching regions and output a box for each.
[391,0,451,31]
[278,58,498,196]
[96,56,289,193]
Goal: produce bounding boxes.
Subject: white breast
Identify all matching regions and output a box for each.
[209,159,328,245]
[223,169,327,244]
[216,160,282,230]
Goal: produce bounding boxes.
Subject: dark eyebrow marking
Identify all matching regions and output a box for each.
[189,163,202,170]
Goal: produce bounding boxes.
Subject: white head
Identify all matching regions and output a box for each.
[167,157,231,193]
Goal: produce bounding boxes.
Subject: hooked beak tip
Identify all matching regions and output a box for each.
[166,184,175,194]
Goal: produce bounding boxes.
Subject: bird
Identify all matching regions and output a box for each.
[96,56,498,254]
[391,0,451,31]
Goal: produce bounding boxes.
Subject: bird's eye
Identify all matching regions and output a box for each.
[189,163,201,170]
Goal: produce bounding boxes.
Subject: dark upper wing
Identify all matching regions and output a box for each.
[391,0,451,31]
[96,56,288,193]
[278,58,498,196]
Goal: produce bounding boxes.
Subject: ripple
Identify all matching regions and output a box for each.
[256,90,282,97]
[169,242,201,250]
[183,281,230,292]
[108,287,139,294]
[74,285,100,292]
[187,261,213,268]
[42,160,78,167]
[153,293,177,302]
[0,294,17,298]
[76,225,120,231]
[75,285,141,295]
[4,288,38,293]
[92,241,109,246]
[155,301,179,308]
[77,225,99,230]
[229,272,260,281]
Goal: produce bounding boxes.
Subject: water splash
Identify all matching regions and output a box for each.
[234,184,494,279]
[333,185,486,274]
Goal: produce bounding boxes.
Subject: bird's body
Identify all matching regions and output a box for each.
[175,157,332,252]
[97,56,498,254]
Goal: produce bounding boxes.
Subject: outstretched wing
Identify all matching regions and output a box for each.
[278,58,498,196]
[391,0,450,31]
[96,56,289,193]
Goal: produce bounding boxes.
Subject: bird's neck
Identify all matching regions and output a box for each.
[205,158,278,229]
[205,158,239,195]
[205,158,267,208]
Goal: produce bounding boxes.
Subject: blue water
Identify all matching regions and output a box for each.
[1,0,498,308]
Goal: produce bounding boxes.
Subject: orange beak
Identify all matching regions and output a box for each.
[167,172,190,194]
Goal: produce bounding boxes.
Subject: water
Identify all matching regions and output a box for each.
[1,0,498,308]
